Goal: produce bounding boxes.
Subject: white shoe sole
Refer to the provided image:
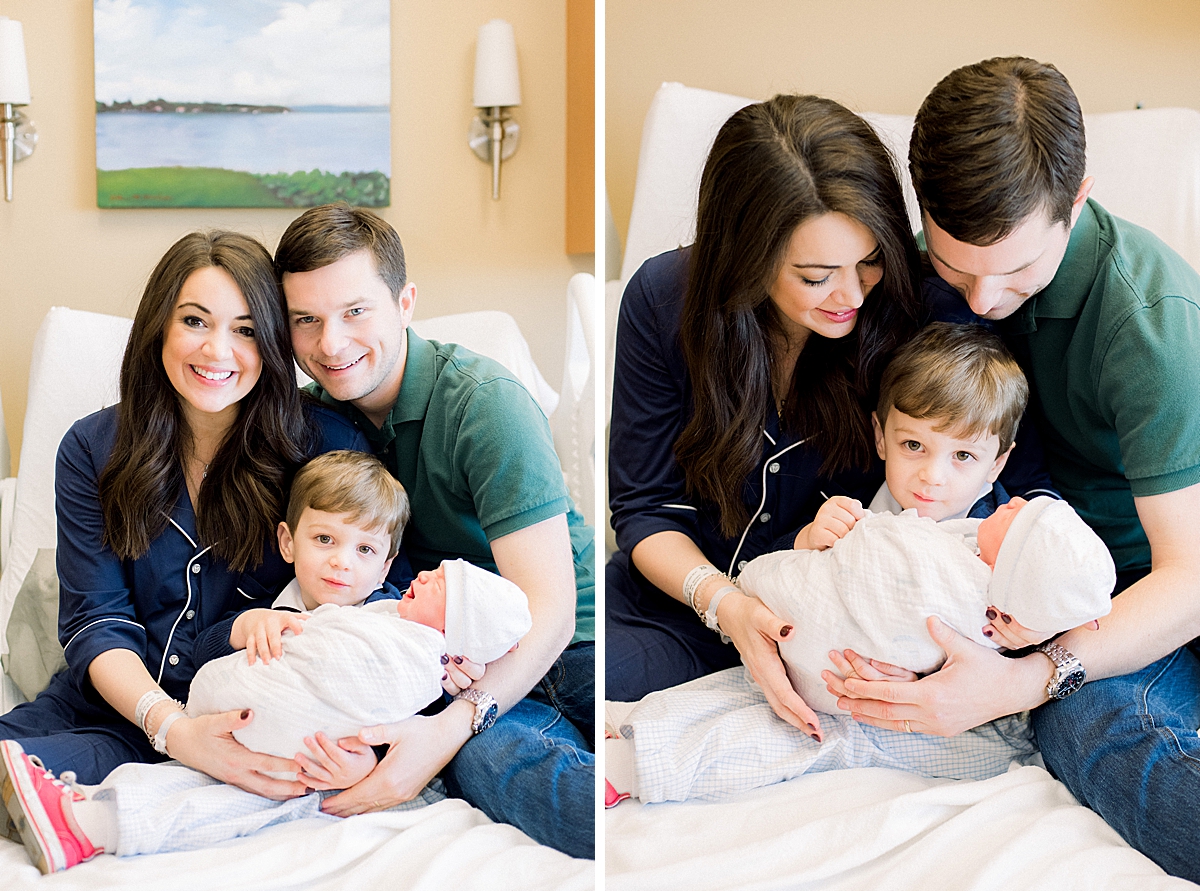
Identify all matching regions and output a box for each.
[0,740,65,874]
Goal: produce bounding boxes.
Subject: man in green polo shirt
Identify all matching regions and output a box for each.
[272,204,595,860]
[823,58,1200,883]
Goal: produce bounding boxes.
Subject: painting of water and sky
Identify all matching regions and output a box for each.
[94,0,390,208]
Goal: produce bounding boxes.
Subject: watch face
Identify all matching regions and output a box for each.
[1056,669,1086,698]
[477,701,499,732]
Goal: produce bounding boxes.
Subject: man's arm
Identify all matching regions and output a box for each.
[319,514,576,815]
[824,482,1200,735]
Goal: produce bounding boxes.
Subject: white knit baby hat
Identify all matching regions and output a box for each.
[442,559,533,663]
[988,496,1115,633]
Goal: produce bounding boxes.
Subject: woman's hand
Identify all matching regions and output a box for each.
[794,496,865,551]
[440,654,485,695]
[320,702,474,816]
[165,708,310,799]
[295,732,377,791]
[230,608,308,665]
[981,607,1099,650]
[716,589,823,741]
[821,616,1049,736]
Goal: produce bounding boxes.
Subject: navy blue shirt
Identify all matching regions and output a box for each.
[55,402,367,704]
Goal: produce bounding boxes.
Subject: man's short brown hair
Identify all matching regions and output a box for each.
[285,450,410,558]
[877,323,1028,453]
[274,203,407,298]
[909,56,1086,245]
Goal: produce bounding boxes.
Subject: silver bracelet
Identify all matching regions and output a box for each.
[135,689,171,737]
[702,584,739,636]
[682,564,722,616]
[153,709,186,756]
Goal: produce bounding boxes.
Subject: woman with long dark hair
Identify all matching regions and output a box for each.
[0,231,365,794]
[607,95,923,730]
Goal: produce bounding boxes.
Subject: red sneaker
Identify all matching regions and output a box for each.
[0,740,99,874]
[604,779,630,809]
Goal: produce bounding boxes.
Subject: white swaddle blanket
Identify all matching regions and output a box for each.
[186,601,445,761]
[739,508,1114,714]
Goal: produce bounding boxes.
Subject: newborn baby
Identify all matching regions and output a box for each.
[186,558,532,763]
[740,496,1116,714]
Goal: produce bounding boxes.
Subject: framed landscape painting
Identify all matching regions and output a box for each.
[94,0,391,208]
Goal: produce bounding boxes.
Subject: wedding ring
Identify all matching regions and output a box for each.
[904,720,912,733]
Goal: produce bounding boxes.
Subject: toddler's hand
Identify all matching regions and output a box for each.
[982,606,1058,650]
[295,732,378,791]
[794,496,865,550]
[231,608,308,665]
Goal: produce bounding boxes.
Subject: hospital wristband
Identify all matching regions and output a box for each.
[135,689,172,737]
[152,709,186,756]
[701,584,739,640]
[683,564,724,617]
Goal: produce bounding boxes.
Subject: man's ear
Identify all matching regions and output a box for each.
[986,442,1016,483]
[277,521,295,564]
[1069,177,1096,228]
[397,282,417,327]
[872,411,887,461]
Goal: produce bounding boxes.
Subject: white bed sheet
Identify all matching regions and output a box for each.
[1,796,594,889]
[604,701,1196,890]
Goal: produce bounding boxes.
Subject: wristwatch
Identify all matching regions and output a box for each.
[1036,641,1086,700]
[454,688,499,734]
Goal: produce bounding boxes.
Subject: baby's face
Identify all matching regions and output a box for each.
[397,564,448,632]
[277,509,394,610]
[977,496,1027,567]
[874,409,1012,520]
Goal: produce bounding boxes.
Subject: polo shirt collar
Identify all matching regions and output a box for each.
[1010,200,1101,332]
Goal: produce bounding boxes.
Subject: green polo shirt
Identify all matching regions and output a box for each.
[309,330,595,643]
[998,199,1200,572]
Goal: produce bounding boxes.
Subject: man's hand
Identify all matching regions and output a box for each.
[166,708,310,799]
[230,608,308,664]
[794,496,865,551]
[295,732,378,791]
[716,590,823,741]
[821,616,1049,736]
[320,702,475,817]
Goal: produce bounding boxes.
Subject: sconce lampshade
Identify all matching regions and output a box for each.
[473,19,520,109]
[0,17,31,105]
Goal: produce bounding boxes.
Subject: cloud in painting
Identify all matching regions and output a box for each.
[94,0,389,107]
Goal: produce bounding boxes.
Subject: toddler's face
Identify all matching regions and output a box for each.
[397,564,448,632]
[874,409,1012,520]
[277,509,394,610]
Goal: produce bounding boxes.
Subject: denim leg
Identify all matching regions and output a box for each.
[442,695,595,859]
[1033,645,1200,883]
[606,551,741,702]
[530,641,595,747]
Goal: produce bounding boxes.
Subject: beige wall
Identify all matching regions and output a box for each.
[607,0,1200,246]
[0,0,592,471]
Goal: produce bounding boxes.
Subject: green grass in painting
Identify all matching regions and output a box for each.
[97,167,390,208]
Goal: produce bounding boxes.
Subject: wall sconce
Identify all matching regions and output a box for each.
[468,19,520,201]
[0,16,36,203]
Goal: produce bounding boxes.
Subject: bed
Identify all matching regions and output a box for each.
[0,280,597,887]
[603,83,1200,889]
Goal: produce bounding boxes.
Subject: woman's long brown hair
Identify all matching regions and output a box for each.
[98,231,315,571]
[676,95,923,538]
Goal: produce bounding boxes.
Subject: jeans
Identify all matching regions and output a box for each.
[1033,642,1200,884]
[442,642,595,860]
[606,551,741,702]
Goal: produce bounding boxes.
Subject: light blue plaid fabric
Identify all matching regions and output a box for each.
[620,667,1036,803]
[94,761,445,856]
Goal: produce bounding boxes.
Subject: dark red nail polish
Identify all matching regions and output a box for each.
[1001,613,1012,624]
[780,625,793,638]
[983,629,993,637]
[985,609,997,620]
[807,723,817,732]
[453,656,463,664]
[440,654,449,665]
[240,709,250,720]
[442,673,448,680]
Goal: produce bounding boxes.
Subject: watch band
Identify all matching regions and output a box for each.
[454,688,499,734]
[1036,640,1086,700]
